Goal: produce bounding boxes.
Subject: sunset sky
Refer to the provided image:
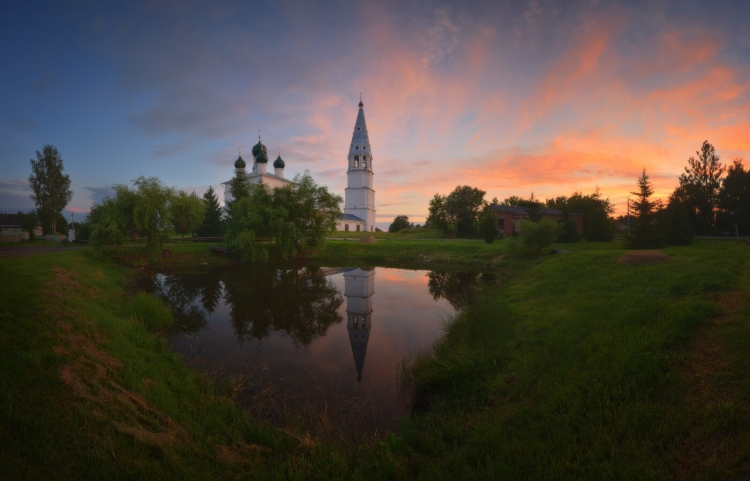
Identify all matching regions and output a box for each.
[2,0,749,229]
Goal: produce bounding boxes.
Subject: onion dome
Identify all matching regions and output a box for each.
[251,139,268,158]
[255,148,268,163]
[234,155,246,169]
[273,154,285,169]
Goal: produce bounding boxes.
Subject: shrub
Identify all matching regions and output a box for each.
[479,212,498,244]
[519,218,560,252]
[126,293,173,331]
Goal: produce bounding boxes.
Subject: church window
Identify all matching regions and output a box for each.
[363,159,367,169]
[345,224,349,231]
[354,155,359,168]
[356,225,360,232]
[355,145,358,149]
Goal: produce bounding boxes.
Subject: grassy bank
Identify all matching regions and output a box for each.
[307,238,511,268]
[0,249,361,479]
[397,240,750,479]
[326,227,444,240]
[1,240,749,479]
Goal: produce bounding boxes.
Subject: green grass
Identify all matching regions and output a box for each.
[124,293,174,331]
[326,227,446,239]
[1,240,749,479]
[308,237,512,268]
[395,240,750,479]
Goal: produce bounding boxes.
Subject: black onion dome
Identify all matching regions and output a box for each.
[273,155,285,169]
[255,149,268,163]
[251,140,268,157]
[234,155,246,169]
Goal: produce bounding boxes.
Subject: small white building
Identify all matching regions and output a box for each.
[340,99,376,232]
[221,138,293,205]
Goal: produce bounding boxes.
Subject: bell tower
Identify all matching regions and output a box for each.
[344,97,376,232]
[344,267,375,381]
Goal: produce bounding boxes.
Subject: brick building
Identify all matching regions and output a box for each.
[489,205,584,236]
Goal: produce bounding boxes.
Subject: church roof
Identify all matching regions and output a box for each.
[348,100,371,157]
[341,213,365,222]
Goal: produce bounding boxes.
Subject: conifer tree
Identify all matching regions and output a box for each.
[197,186,224,236]
[226,169,250,217]
[624,169,664,249]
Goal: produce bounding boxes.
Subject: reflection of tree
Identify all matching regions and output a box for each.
[131,270,212,334]
[427,271,496,309]
[135,265,344,348]
[222,265,343,348]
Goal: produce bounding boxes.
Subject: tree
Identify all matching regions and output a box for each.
[130,176,176,257]
[427,186,490,237]
[225,173,342,262]
[28,144,73,236]
[39,210,69,236]
[197,186,225,237]
[663,195,694,245]
[519,218,560,252]
[273,172,342,251]
[171,190,206,238]
[546,189,615,241]
[677,140,725,234]
[226,168,250,216]
[719,159,750,237]
[389,215,412,233]
[16,211,40,241]
[89,197,129,251]
[426,194,449,233]
[479,211,498,243]
[624,169,664,249]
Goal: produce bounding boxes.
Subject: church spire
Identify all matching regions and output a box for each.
[348,97,372,169]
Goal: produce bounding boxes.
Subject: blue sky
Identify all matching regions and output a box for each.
[2,0,749,228]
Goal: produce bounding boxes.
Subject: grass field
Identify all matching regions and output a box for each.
[1,239,748,479]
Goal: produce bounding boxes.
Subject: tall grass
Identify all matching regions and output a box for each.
[125,292,173,331]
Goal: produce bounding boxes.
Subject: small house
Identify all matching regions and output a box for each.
[0,213,43,243]
[489,205,584,236]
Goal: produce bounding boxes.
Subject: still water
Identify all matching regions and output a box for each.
[133,264,494,436]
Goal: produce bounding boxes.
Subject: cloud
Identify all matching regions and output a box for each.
[32,73,60,91]
[6,118,36,130]
[0,176,33,212]
[85,185,114,204]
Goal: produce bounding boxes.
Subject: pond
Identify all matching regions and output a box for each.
[132,264,495,437]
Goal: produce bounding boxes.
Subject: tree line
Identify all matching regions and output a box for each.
[624,141,749,248]
[420,185,615,244]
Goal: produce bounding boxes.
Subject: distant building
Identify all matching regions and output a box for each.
[221,138,293,205]
[490,205,584,236]
[338,99,376,232]
[0,213,42,243]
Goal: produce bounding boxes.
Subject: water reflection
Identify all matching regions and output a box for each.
[133,264,493,435]
[427,271,497,309]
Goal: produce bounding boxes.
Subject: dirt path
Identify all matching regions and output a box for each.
[674,263,750,480]
[0,245,89,256]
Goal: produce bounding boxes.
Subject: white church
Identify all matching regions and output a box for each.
[222,98,376,232]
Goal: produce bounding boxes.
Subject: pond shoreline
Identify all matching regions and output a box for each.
[3,240,749,479]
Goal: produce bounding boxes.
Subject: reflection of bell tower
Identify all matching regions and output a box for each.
[344,267,375,381]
